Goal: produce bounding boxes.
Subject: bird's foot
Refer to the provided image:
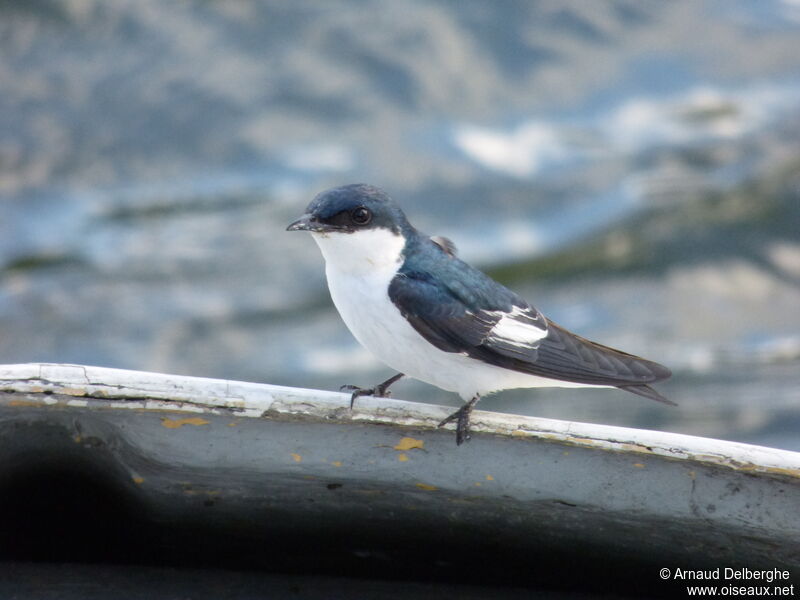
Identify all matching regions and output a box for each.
[340,373,404,409]
[437,395,479,446]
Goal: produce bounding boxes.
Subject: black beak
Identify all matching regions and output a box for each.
[287,214,342,233]
[286,214,314,232]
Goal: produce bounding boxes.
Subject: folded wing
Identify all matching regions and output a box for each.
[389,270,672,400]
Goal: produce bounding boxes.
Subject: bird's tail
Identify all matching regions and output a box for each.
[618,384,677,406]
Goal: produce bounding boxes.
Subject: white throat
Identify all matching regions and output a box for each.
[311,228,406,274]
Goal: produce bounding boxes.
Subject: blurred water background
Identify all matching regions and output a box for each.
[1,1,799,450]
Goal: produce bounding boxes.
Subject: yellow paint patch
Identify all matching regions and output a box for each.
[415,482,437,491]
[331,461,343,467]
[397,453,409,462]
[227,422,238,427]
[132,476,144,485]
[291,453,302,463]
[511,429,528,437]
[485,474,494,481]
[474,482,482,487]
[633,463,646,468]
[394,437,424,451]
[161,416,210,429]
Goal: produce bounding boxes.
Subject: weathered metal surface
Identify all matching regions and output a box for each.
[1,363,798,582]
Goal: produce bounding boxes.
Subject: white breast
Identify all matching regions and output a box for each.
[312,229,604,400]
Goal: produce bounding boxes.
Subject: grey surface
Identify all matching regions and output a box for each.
[0,563,609,600]
[0,363,798,599]
[2,398,797,567]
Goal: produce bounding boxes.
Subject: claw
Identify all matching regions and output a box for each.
[339,373,404,409]
[437,395,480,446]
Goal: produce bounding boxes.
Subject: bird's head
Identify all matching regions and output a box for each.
[287,184,413,271]
[287,183,411,235]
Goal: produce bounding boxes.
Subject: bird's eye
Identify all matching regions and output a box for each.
[351,206,372,225]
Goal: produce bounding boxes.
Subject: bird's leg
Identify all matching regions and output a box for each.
[340,373,405,409]
[437,395,480,445]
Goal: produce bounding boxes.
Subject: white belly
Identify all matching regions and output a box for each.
[325,263,599,400]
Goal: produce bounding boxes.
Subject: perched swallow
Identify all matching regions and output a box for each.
[288,184,673,445]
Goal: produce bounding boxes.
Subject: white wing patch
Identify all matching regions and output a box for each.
[487,305,547,348]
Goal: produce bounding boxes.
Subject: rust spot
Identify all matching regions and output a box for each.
[161,416,210,429]
[394,437,424,451]
[415,482,437,491]
[291,453,302,463]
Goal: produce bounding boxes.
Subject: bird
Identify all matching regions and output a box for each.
[287,183,673,445]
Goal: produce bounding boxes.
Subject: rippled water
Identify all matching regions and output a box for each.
[1,1,799,449]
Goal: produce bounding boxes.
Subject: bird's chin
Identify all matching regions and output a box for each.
[311,227,406,272]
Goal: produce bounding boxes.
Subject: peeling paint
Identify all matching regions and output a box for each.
[394,437,424,451]
[3,363,800,484]
[61,387,88,397]
[8,399,42,408]
[740,464,800,479]
[161,416,210,429]
[183,488,221,497]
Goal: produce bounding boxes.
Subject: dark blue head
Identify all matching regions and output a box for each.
[287,184,414,236]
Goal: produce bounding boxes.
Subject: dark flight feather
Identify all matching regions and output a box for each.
[389,256,672,400]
